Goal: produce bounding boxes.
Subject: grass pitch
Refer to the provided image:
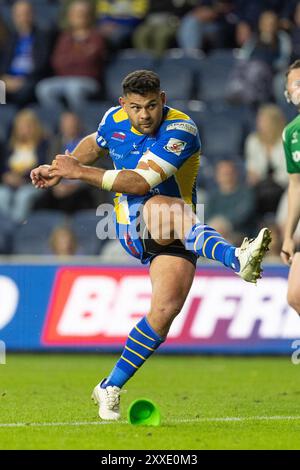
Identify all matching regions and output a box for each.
[0,354,300,450]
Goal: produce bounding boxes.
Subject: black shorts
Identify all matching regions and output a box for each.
[139,217,198,268]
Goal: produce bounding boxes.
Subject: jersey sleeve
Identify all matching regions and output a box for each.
[282,126,300,174]
[149,122,201,169]
[96,107,116,150]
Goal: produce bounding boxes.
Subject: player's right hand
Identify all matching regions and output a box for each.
[281,238,295,266]
[30,164,61,189]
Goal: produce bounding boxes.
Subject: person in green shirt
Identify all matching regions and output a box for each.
[281,59,300,315]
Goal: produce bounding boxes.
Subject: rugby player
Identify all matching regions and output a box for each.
[281,59,300,315]
[31,70,271,420]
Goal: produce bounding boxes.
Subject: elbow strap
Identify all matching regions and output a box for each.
[102,170,122,191]
[101,167,163,192]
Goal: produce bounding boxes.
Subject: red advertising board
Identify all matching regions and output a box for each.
[41,266,300,351]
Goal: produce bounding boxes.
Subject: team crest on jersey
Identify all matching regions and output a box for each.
[164,138,187,156]
[112,131,126,142]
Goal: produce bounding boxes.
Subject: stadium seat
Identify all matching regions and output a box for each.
[116,49,156,65]
[0,104,17,141]
[199,108,244,159]
[0,212,16,254]
[167,100,207,129]
[207,48,238,65]
[196,52,238,103]
[205,102,256,135]
[157,63,193,101]
[81,101,115,134]
[12,210,66,255]
[28,103,64,134]
[31,1,60,29]
[71,209,108,255]
[104,53,157,101]
[162,49,205,94]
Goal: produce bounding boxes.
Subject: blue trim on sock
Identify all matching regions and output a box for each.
[223,246,240,272]
[103,367,129,389]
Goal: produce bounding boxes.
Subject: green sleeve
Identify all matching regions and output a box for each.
[282,126,300,173]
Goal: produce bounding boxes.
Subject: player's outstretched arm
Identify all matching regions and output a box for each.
[48,154,152,196]
[48,148,174,196]
[30,165,61,189]
[30,132,106,189]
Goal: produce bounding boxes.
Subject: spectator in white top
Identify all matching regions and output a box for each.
[245,104,288,188]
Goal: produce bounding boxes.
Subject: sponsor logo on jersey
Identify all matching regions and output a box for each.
[292,131,299,144]
[166,122,197,136]
[292,151,300,162]
[110,149,124,160]
[112,131,126,142]
[164,138,187,156]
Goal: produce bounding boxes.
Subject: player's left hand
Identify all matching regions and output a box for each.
[49,151,82,180]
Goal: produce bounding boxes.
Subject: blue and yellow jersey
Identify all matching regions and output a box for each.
[96,105,201,212]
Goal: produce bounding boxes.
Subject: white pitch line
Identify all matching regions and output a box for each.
[1,416,300,428]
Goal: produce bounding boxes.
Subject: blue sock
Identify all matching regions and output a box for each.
[185,223,240,271]
[101,317,164,389]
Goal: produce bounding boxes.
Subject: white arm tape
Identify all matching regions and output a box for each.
[102,169,122,191]
[139,151,177,176]
[101,167,161,191]
[101,152,177,191]
[136,151,178,188]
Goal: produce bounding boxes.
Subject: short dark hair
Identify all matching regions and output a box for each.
[122,70,160,96]
[286,60,300,80]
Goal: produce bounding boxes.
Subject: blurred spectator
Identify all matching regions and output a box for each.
[36,0,106,111]
[233,1,266,28]
[273,2,300,106]
[0,17,7,104]
[177,0,237,53]
[205,159,256,235]
[259,219,282,263]
[33,179,96,214]
[99,239,139,264]
[290,2,300,62]
[46,111,84,163]
[245,104,288,188]
[245,104,287,218]
[234,20,253,48]
[95,0,149,50]
[0,109,49,221]
[276,189,300,243]
[0,0,52,106]
[205,215,242,246]
[132,0,193,58]
[0,15,8,51]
[49,225,78,256]
[280,0,299,31]
[239,10,291,72]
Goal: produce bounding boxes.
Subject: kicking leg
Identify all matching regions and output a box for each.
[92,255,195,420]
[143,195,272,283]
